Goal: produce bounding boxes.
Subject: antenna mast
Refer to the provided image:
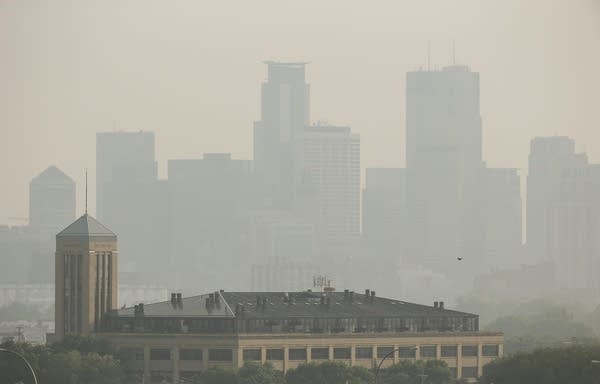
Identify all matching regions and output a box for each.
[85,168,88,215]
[427,41,431,71]
[452,39,456,65]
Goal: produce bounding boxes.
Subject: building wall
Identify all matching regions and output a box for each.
[104,331,503,383]
[55,237,117,340]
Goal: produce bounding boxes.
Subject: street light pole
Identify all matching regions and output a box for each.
[374,346,424,384]
[0,347,39,384]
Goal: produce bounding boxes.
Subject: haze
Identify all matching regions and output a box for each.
[1,0,599,219]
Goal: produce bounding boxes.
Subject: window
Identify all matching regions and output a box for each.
[333,348,351,359]
[462,366,478,378]
[398,347,416,358]
[208,349,232,362]
[377,346,394,359]
[243,349,261,361]
[311,348,329,360]
[266,349,283,361]
[180,349,202,361]
[460,345,476,357]
[482,345,499,357]
[420,346,436,358]
[355,347,372,359]
[289,348,307,361]
[441,345,457,357]
[150,348,171,360]
[120,347,143,361]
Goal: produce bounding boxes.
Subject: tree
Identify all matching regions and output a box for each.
[378,360,453,384]
[238,362,285,384]
[480,344,600,384]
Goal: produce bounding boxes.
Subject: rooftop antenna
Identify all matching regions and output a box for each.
[427,41,431,71]
[85,168,88,215]
[452,39,456,65]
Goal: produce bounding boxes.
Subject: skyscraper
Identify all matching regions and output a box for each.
[96,131,160,281]
[526,136,575,262]
[301,125,360,260]
[362,168,406,266]
[253,62,310,209]
[405,65,483,272]
[481,167,522,270]
[29,165,76,233]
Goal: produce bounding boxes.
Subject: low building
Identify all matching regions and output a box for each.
[101,290,502,383]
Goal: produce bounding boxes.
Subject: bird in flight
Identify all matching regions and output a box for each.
[457,257,463,261]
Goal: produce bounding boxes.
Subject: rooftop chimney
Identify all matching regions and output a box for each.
[176,293,182,304]
[434,301,439,308]
[171,293,177,305]
[439,301,444,309]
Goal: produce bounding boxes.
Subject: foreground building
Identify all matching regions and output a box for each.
[52,214,503,383]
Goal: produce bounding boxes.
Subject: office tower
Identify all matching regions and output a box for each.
[301,125,360,260]
[29,166,76,233]
[481,167,522,270]
[547,154,600,295]
[96,131,157,220]
[96,131,160,281]
[54,213,117,340]
[526,136,575,262]
[253,62,310,209]
[405,65,483,272]
[167,153,253,291]
[362,168,406,266]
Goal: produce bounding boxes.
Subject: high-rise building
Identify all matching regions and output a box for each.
[29,166,76,233]
[362,168,406,266]
[54,213,117,341]
[301,125,360,260]
[481,167,522,271]
[96,131,160,281]
[547,153,600,295]
[526,136,575,262]
[167,153,253,291]
[253,62,310,209]
[96,131,157,221]
[405,65,483,273]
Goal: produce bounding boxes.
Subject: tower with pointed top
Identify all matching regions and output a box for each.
[55,213,117,340]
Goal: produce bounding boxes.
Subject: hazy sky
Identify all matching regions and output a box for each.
[1,0,599,222]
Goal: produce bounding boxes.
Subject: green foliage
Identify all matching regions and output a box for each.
[0,335,125,384]
[286,361,364,384]
[480,344,600,384]
[378,360,453,384]
[189,366,238,384]
[238,362,285,384]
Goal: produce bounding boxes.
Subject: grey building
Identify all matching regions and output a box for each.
[405,65,483,276]
[526,136,576,263]
[481,167,522,271]
[96,131,162,283]
[253,62,310,209]
[362,168,406,267]
[29,165,76,233]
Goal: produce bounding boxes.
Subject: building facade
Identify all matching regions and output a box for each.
[99,291,502,383]
[54,213,118,340]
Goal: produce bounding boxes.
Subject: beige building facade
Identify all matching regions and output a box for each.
[54,213,118,340]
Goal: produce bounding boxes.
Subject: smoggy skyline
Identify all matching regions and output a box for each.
[1,0,599,221]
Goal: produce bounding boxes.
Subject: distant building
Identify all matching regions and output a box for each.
[301,125,360,261]
[29,166,76,233]
[405,65,483,275]
[526,136,576,263]
[167,153,254,291]
[253,62,310,209]
[362,168,406,266]
[53,213,117,340]
[96,131,163,282]
[481,167,522,271]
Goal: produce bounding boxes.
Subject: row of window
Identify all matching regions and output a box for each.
[133,344,500,362]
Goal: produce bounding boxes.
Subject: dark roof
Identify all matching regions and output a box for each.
[113,291,475,319]
[57,214,116,240]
